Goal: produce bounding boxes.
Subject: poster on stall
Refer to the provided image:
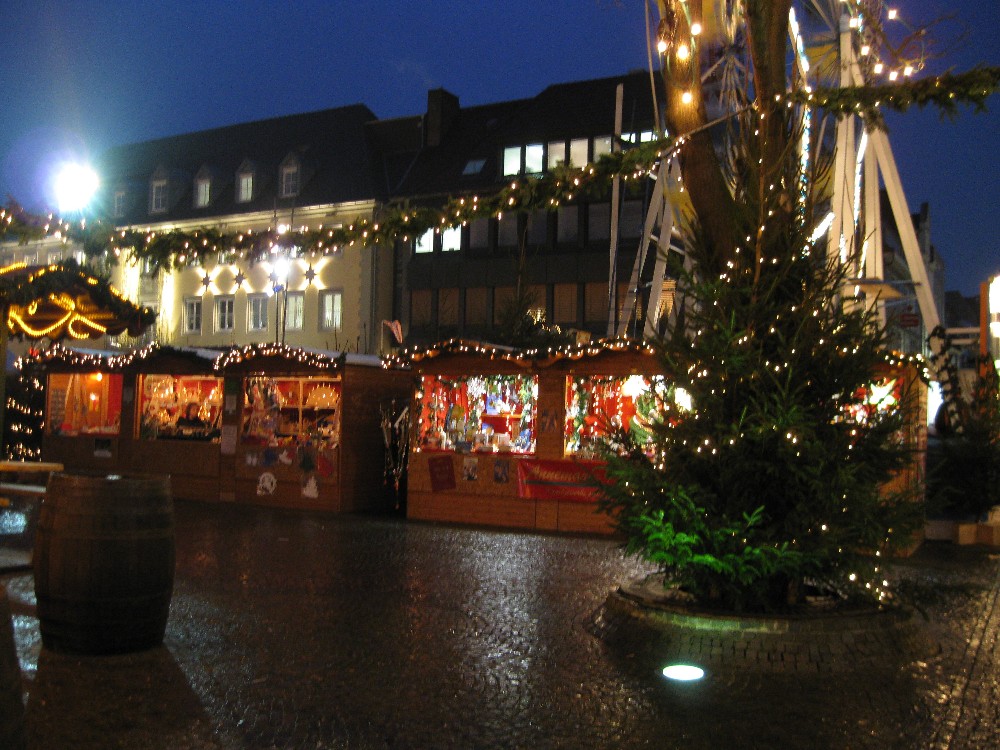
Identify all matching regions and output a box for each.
[427,455,456,491]
[516,459,606,502]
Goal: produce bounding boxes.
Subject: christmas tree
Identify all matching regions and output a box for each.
[597,1,994,612]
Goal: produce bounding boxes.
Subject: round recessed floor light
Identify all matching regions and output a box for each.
[662,664,705,681]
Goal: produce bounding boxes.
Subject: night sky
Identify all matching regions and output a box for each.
[1,1,996,295]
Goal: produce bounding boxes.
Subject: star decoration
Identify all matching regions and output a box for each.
[234,271,246,288]
[304,265,317,285]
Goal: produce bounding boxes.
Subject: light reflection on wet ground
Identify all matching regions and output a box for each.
[3,500,999,749]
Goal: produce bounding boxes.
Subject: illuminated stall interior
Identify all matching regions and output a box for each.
[46,371,123,436]
[139,374,224,440]
[242,375,342,451]
[564,374,672,458]
[415,374,537,453]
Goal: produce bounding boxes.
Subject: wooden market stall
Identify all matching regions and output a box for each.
[213,344,413,512]
[394,338,664,535]
[38,343,413,512]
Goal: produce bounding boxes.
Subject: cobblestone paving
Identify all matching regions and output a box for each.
[3,500,999,749]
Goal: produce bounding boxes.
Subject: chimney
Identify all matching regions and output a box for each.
[425,88,459,148]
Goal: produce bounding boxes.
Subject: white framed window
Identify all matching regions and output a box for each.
[22,252,37,266]
[569,138,589,166]
[248,294,269,332]
[215,296,234,332]
[280,164,300,197]
[184,298,202,334]
[502,146,521,177]
[320,289,343,331]
[524,143,544,174]
[47,250,62,264]
[415,229,434,254]
[194,178,211,208]
[441,226,461,252]
[285,292,304,331]
[113,190,126,218]
[150,180,168,213]
[237,172,253,203]
[547,141,566,171]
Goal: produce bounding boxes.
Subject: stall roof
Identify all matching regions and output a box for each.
[212,343,383,374]
[26,343,384,374]
[385,337,657,369]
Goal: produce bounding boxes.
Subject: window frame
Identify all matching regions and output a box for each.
[247,294,269,332]
[319,289,343,331]
[280,163,300,198]
[285,291,304,331]
[215,296,235,333]
[194,178,211,208]
[184,298,203,334]
[150,179,168,214]
[237,172,254,203]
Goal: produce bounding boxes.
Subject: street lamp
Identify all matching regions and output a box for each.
[53,163,99,215]
[272,257,290,344]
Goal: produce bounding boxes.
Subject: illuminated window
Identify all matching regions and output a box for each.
[280,163,300,198]
[415,229,434,254]
[248,294,268,332]
[194,178,211,208]
[150,179,168,213]
[237,172,253,203]
[502,146,521,176]
[547,141,566,170]
[184,298,202,334]
[569,137,589,166]
[524,143,543,174]
[285,292,304,330]
[47,250,62,264]
[441,226,461,252]
[320,289,342,330]
[114,190,126,218]
[216,296,234,332]
[592,136,613,159]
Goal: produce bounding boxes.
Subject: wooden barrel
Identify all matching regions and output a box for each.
[0,584,26,750]
[32,473,174,655]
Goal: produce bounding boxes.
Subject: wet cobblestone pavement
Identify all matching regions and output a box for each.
[3,500,1000,749]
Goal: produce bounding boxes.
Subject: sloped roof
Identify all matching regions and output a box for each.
[99,104,382,224]
[393,71,660,200]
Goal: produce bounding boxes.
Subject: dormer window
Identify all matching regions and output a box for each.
[113,190,127,218]
[194,177,211,208]
[150,179,168,214]
[280,162,300,198]
[237,171,254,203]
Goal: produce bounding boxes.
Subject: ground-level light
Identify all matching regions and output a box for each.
[662,664,705,682]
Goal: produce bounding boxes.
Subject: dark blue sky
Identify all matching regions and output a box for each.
[1,1,996,295]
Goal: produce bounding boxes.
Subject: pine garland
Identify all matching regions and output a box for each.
[0,69,996,272]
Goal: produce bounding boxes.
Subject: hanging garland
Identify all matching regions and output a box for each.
[0,68,996,272]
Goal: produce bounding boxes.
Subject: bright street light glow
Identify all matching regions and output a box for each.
[274,257,290,282]
[662,664,705,681]
[54,163,99,214]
